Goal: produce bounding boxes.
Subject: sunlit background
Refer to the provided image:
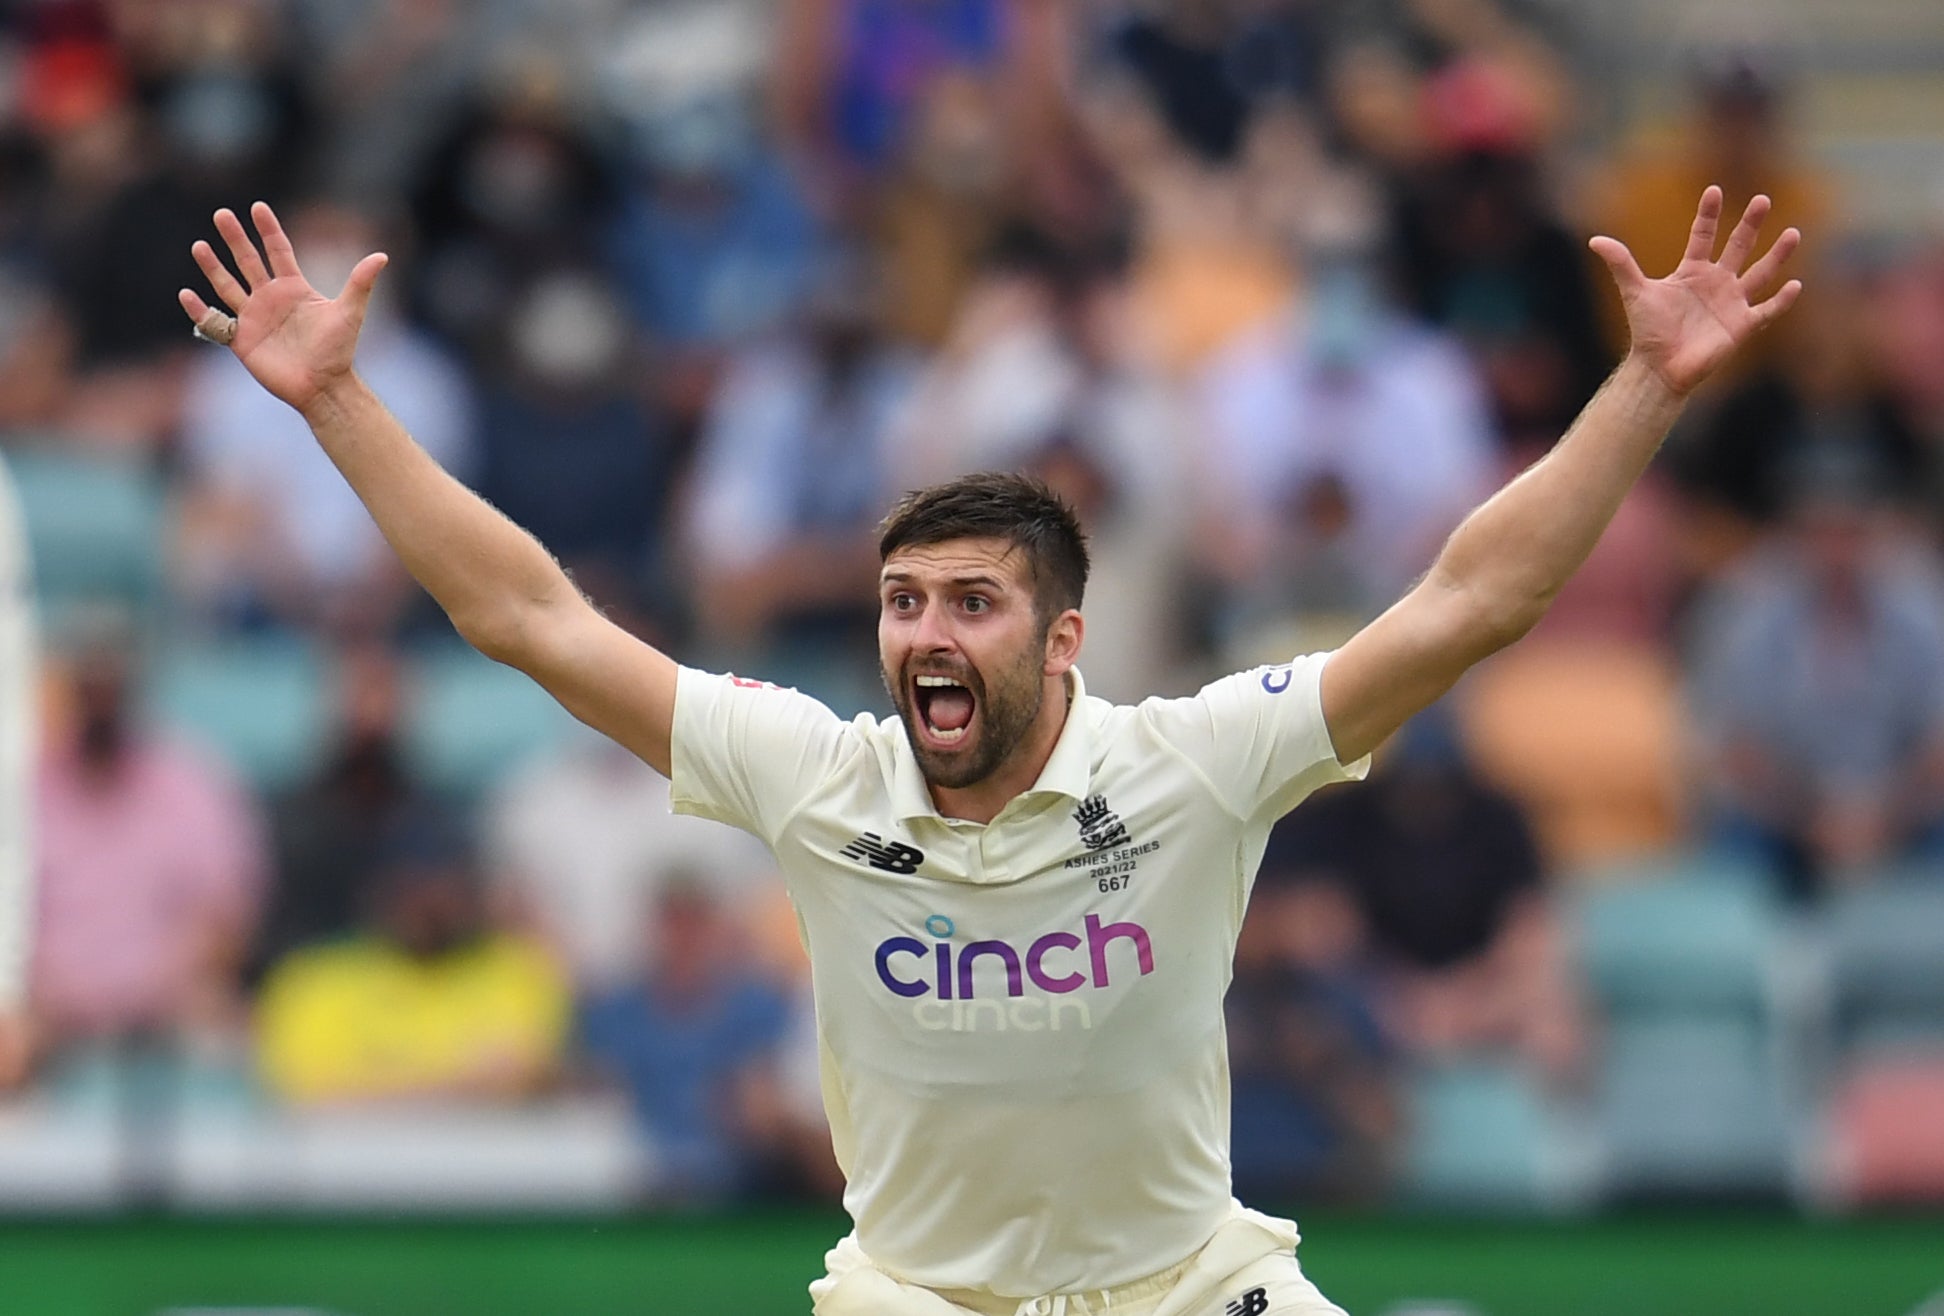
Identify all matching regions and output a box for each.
[1,0,1943,1312]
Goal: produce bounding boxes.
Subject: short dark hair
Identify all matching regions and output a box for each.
[877,472,1090,620]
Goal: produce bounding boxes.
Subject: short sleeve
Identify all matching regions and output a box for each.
[669,667,854,846]
[1144,651,1370,823]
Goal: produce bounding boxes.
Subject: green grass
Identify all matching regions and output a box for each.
[0,1212,1936,1316]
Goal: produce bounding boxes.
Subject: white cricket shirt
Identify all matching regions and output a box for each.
[670,655,1366,1299]
[0,455,32,1011]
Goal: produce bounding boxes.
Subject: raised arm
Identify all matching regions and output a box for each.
[1320,187,1802,763]
[179,203,678,775]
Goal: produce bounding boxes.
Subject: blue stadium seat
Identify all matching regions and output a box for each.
[147,636,331,793]
[5,448,163,616]
[1574,855,1781,1018]
[402,645,582,798]
[1824,874,1944,1053]
[1597,1017,1795,1201]
[1401,1060,1558,1211]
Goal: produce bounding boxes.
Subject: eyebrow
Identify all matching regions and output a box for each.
[881,572,1008,592]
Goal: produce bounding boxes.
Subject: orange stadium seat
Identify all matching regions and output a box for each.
[1454,638,1684,869]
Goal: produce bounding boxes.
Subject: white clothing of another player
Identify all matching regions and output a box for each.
[176,187,1801,1312]
[0,452,33,1087]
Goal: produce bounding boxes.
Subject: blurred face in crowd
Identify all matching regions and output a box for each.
[651,883,729,997]
[1797,500,1874,599]
[879,538,1076,791]
[70,651,133,769]
[462,121,579,233]
[290,205,388,304]
[377,866,483,959]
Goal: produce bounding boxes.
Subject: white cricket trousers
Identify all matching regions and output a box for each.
[808,1202,1348,1316]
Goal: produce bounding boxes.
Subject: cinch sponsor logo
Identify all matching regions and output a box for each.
[874,913,1155,1001]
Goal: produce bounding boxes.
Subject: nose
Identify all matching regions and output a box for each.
[910,598,956,654]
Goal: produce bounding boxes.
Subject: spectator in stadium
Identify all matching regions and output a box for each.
[1226,875,1397,1204]
[1265,710,1583,1083]
[683,253,919,704]
[577,877,794,1206]
[1391,62,1613,451]
[291,0,479,201]
[469,268,680,630]
[257,811,570,1106]
[32,1,313,453]
[252,641,451,978]
[872,71,1030,348]
[405,81,621,362]
[1104,0,1329,165]
[888,233,1196,700]
[1687,444,1944,898]
[30,607,267,1053]
[0,261,72,436]
[603,3,823,384]
[1189,231,1499,659]
[176,201,476,637]
[484,722,777,992]
[1592,48,1833,376]
[770,0,1066,221]
[1668,248,1918,534]
[1857,235,1944,538]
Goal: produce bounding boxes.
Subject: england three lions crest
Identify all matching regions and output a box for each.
[1074,794,1129,851]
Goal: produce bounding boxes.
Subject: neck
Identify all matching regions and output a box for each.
[928,674,1072,825]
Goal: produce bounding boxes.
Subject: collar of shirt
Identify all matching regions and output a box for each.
[887,668,1093,823]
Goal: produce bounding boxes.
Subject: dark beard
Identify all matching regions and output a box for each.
[883,644,1046,791]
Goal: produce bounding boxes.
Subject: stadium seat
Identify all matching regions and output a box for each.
[1401,1060,1558,1211]
[1454,638,1683,868]
[5,448,163,617]
[402,645,583,799]
[1573,857,1780,1019]
[147,636,331,793]
[1596,1017,1795,1202]
[1824,876,1944,1053]
[1826,1051,1944,1206]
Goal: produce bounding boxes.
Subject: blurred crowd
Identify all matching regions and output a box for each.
[3,0,1944,1212]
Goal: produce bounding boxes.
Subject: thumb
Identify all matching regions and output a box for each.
[1589,235,1646,293]
[339,252,390,325]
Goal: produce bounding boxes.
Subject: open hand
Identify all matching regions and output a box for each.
[1590,186,1802,398]
[178,202,389,417]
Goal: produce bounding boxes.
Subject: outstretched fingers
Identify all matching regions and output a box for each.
[177,286,213,325]
[250,201,304,281]
[1741,226,1802,299]
[1719,194,1772,270]
[190,239,247,309]
[1589,234,1646,293]
[213,207,271,291]
[1682,185,1725,264]
[337,251,390,324]
[1751,278,1804,329]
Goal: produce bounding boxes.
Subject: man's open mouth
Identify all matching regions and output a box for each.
[913,674,977,747]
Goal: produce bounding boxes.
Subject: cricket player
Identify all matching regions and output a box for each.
[180,187,1798,1315]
